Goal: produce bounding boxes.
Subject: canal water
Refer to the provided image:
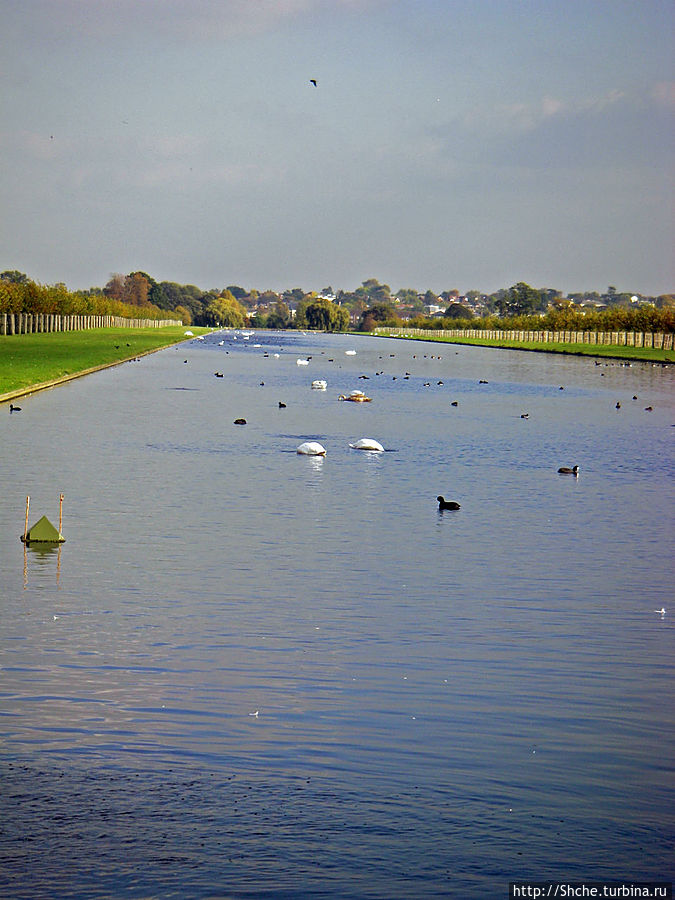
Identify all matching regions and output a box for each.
[1,331,673,898]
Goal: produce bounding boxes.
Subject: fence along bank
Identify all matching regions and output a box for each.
[1,313,179,335]
[375,326,674,351]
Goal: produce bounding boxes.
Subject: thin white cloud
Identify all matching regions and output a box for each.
[6,0,389,41]
[457,89,631,137]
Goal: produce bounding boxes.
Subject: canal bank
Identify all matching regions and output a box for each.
[0,326,210,402]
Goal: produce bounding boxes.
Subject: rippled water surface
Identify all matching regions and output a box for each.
[1,331,673,898]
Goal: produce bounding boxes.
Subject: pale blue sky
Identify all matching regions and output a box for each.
[1,0,673,295]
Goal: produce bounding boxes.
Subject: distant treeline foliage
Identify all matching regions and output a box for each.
[1,271,673,333]
[393,305,675,334]
[0,271,182,323]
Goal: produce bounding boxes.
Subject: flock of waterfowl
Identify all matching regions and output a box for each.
[195,333,641,513]
[6,330,665,519]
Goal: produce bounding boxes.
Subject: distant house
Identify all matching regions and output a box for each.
[579,300,607,310]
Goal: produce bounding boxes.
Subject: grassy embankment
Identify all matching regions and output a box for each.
[0,326,210,401]
[387,333,674,363]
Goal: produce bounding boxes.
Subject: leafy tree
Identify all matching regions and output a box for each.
[496,282,546,316]
[174,304,192,325]
[358,302,400,331]
[283,288,306,305]
[360,278,391,303]
[337,306,350,330]
[202,294,247,327]
[304,299,349,331]
[266,300,291,329]
[103,274,126,302]
[129,271,168,308]
[125,273,151,307]
[444,302,474,319]
[0,270,29,284]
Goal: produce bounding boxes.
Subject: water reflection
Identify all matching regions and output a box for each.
[23,541,63,590]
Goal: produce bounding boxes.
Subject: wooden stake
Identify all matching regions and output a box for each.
[23,495,30,542]
[59,493,64,535]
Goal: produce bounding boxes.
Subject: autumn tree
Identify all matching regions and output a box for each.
[303,298,349,331]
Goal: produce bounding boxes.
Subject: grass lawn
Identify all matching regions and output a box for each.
[0,326,210,398]
[384,333,675,364]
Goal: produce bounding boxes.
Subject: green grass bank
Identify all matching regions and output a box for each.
[0,326,209,400]
[377,332,674,363]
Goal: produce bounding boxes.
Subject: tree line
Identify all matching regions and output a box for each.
[1,270,673,333]
[0,271,182,323]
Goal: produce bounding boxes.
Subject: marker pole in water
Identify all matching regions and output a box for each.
[59,493,64,534]
[23,495,30,542]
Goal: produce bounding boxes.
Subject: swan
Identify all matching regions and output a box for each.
[311,380,327,390]
[297,441,326,456]
[558,465,579,475]
[350,438,384,452]
[297,359,310,366]
[437,496,460,511]
[184,330,193,336]
[345,350,356,356]
[338,390,372,402]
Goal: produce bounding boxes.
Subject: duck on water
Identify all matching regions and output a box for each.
[437,496,460,511]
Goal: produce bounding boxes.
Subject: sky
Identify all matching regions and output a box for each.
[1,0,673,297]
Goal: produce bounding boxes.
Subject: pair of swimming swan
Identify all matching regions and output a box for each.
[297,438,384,456]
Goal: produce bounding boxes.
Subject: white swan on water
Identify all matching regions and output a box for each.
[349,438,384,452]
[345,350,357,355]
[311,380,327,390]
[297,359,310,366]
[297,441,327,456]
